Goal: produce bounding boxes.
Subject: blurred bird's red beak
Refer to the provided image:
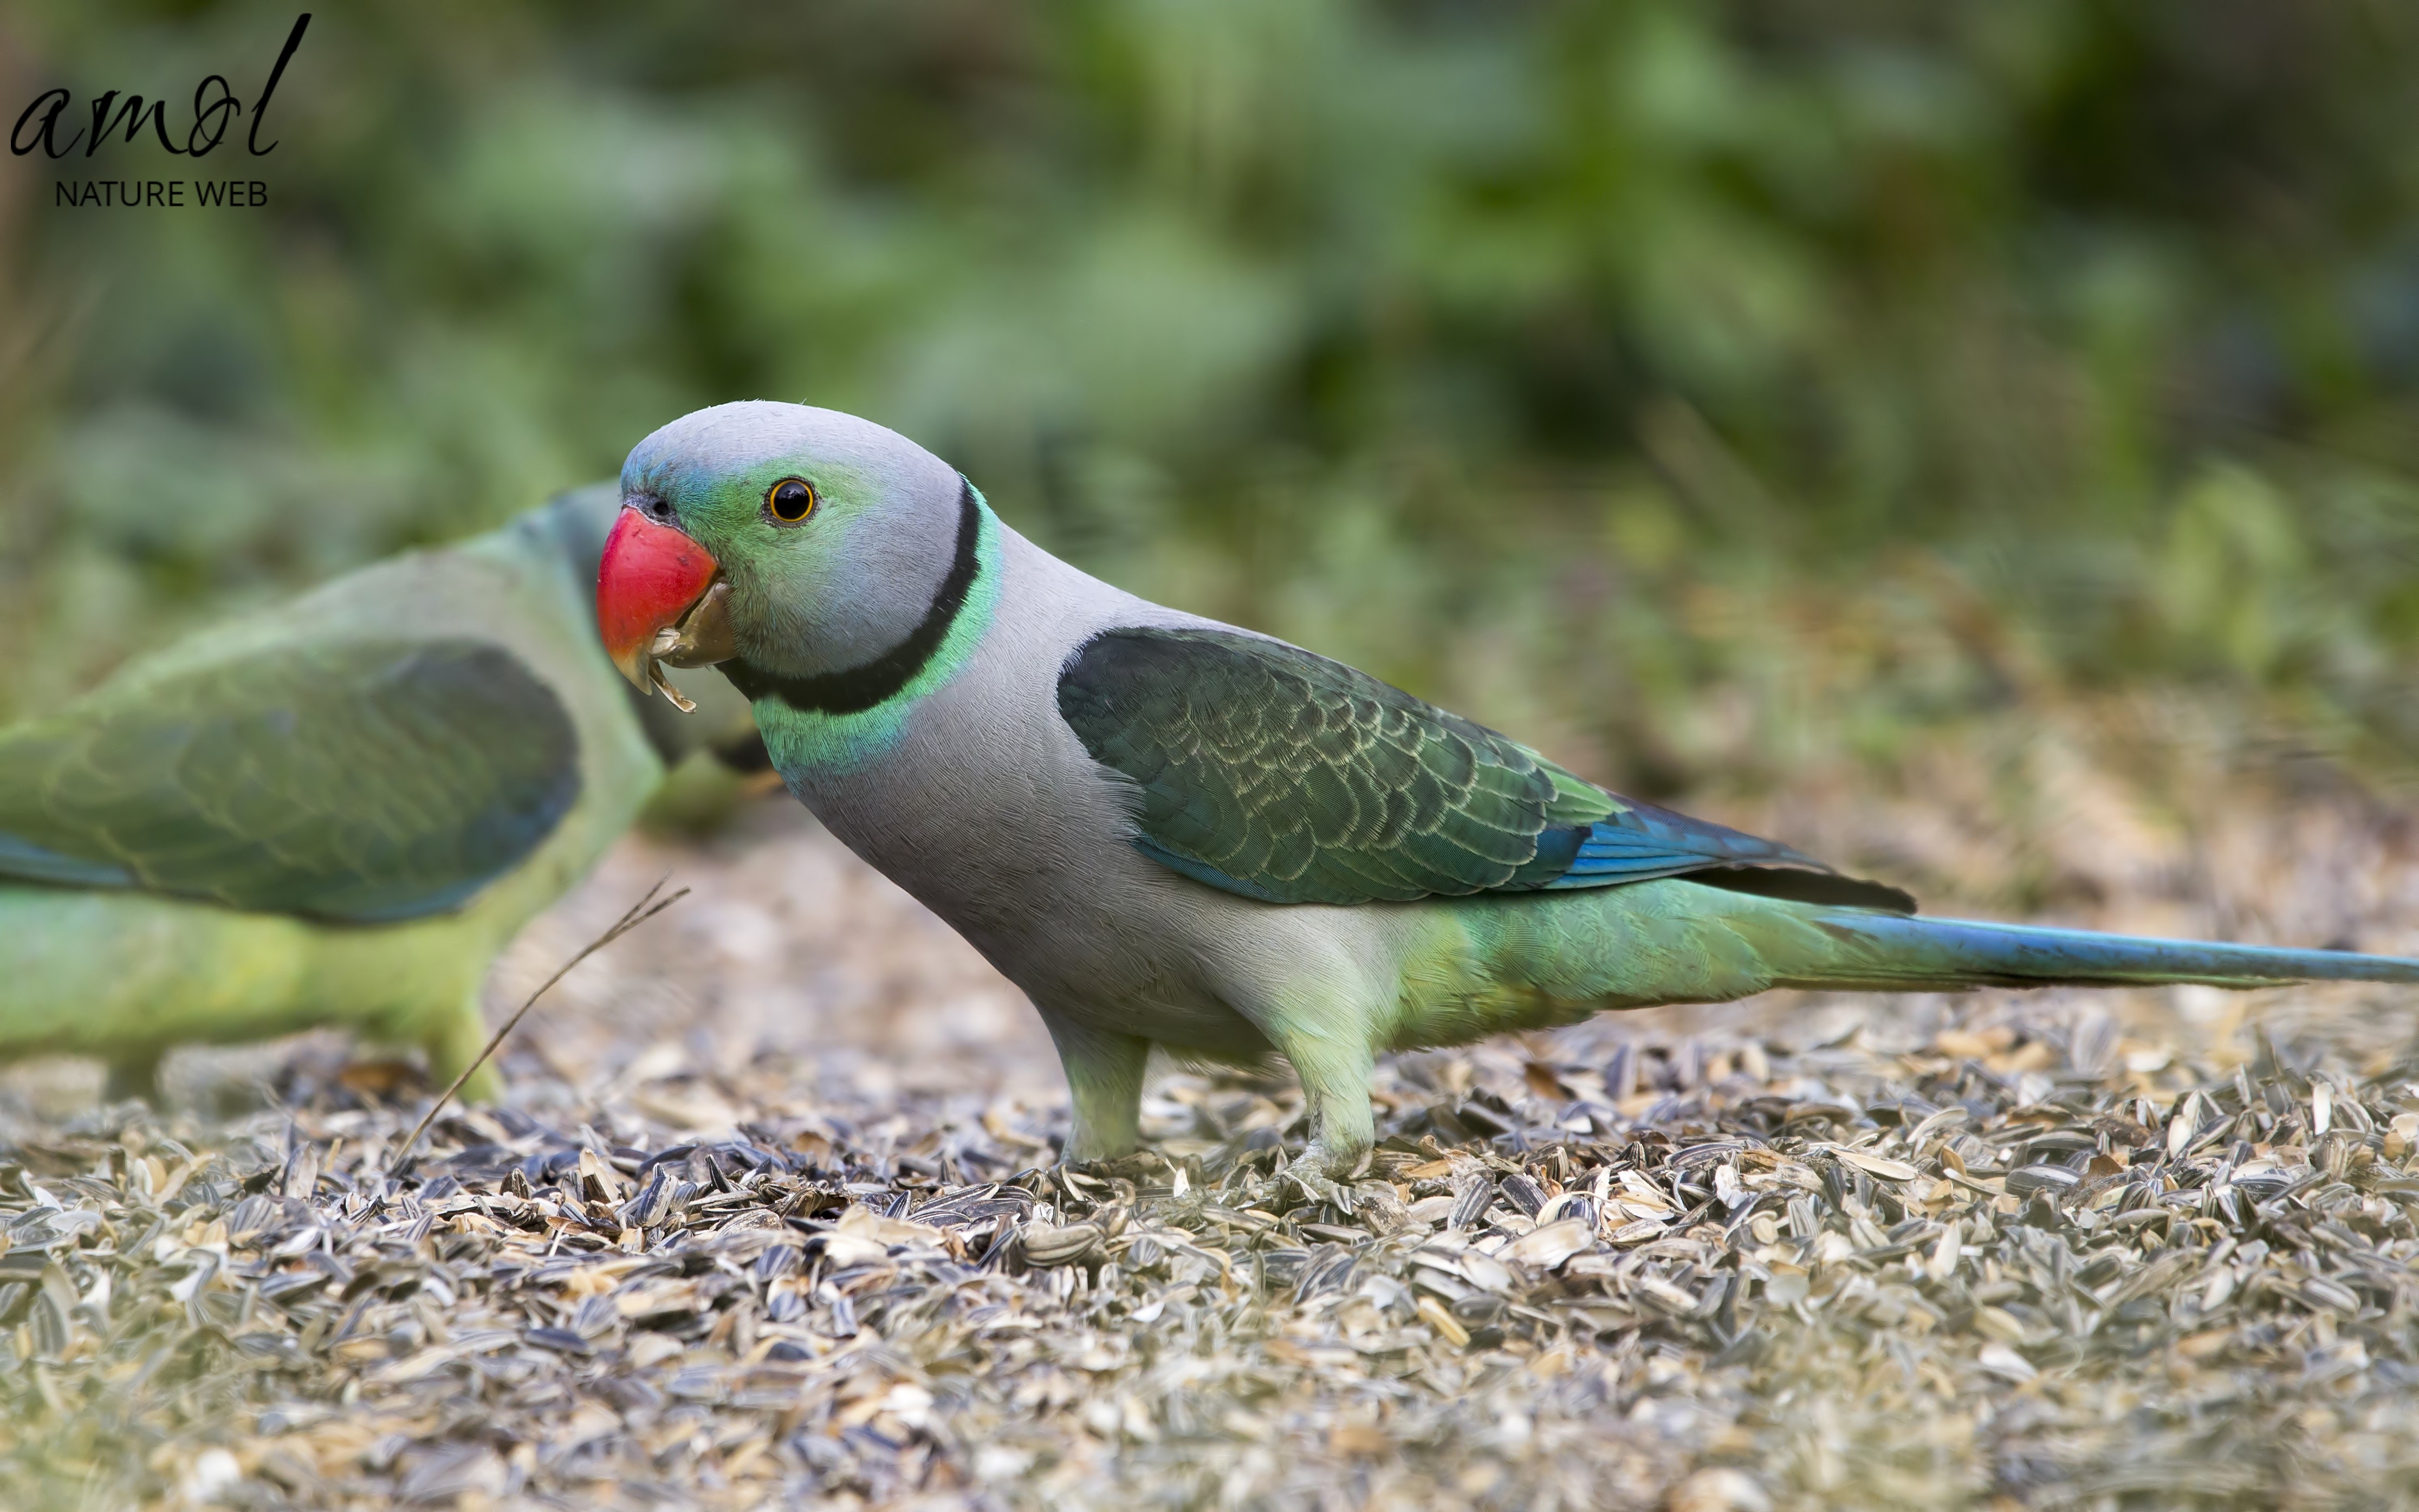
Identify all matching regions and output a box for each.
[598,505,725,710]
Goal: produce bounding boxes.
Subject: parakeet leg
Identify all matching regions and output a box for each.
[1230,994,1376,1178]
[423,992,502,1104]
[1043,1016,1151,1163]
[103,1047,165,1106]
[1206,945,1383,1178]
[1275,1029,1377,1180]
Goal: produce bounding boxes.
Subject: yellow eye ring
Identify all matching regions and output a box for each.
[766,477,817,524]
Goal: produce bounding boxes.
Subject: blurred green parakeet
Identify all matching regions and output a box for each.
[0,485,751,1101]
[596,402,2419,1177]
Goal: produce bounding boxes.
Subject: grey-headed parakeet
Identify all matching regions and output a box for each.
[598,403,2419,1174]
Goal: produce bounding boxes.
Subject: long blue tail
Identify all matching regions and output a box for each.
[1773,910,2419,992]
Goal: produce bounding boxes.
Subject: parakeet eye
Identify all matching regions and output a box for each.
[766,477,818,524]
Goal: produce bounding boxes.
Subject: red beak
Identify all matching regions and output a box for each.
[598,505,719,697]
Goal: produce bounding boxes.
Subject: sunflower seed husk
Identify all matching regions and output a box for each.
[4,788,2418,1510]
[1021,1221,1105,1266]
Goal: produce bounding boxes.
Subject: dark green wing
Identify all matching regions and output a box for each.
[0,639,580,923]
[1056,627,1910,911]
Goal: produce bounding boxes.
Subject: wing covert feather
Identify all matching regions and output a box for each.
[1056,627,1911,912]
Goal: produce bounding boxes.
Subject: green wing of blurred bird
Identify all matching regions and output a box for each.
[594,402,2419,1176]
[0,485,751,1100]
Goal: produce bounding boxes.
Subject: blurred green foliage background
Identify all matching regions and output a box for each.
[5,1,2419,812]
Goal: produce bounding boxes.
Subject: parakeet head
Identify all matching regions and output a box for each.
[597,401,969,706]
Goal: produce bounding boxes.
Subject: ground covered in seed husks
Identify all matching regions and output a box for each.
[6,703,2419,1511]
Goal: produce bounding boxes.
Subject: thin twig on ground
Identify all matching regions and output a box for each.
[390,877,689,1172]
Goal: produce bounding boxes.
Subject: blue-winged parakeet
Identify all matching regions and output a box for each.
[598,402,2419,1175]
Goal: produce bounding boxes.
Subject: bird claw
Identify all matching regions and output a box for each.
[1287,1138,1373,1189]
[1286,1166,1345,1206]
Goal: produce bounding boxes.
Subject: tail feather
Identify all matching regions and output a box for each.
[1774,910,2419,992]
[1451,880,2419,1030]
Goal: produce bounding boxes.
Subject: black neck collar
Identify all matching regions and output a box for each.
[721,478,984,716]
